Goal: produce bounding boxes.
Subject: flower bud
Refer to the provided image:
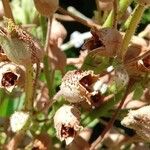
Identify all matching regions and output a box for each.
[121,105,150,141]
[0,18,43,66]
[10,111,30,132]
[54,105,81,145]
[0,61,25,92]
[34,0,59,16]
[56,70,104,106]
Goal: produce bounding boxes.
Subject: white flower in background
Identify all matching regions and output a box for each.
[10,111,30,132]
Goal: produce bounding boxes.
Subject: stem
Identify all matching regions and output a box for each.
[58,6,100,29]
[120,4,145,59]
[113,0,118,28]
[43,16,54,98]
[2,0,14,21]
[24,64,34,111]
[103,0,133,28]
[90,80,133,150]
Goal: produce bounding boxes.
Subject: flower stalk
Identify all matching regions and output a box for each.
[120,4,145,60]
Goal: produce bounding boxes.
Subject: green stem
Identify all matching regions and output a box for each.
[103,0,133,28]
[120,4,145,59]
[24,64,34,110]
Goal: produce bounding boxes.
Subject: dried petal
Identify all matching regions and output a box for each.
[54,105,81,145]
[121,105,150,142]
[0,61,25,92]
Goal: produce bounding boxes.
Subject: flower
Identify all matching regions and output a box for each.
[54,105,81,145]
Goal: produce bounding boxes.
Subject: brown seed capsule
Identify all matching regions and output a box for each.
[121,105,150,142]
[0,61,25,92]
[98,1,113,11]
[54,105,81,145]
[83,28,122,57]
[0,18,43,66]
[56,70,105,106]
[34,0,59,16]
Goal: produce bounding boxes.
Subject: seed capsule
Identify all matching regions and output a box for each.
[34,0,59,16]
[121,105,150,142]
[137,0,150,6]
[54,105,81,145]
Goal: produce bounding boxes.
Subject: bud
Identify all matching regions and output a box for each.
[56,70,104,106]
[121,105,150,142]
[0,61,25,92]
[10,111,30,132]
[0,18,43,66]
[34,0,59,16]
[54,105,81,145]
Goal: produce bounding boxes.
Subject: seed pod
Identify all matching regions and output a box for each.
[0,61,25,92]
[0,18,43,66]
[34,0,59,16]
[121,105,150,142]
[83,28,122,57]
[54,105,81,145]
[10,111,30,132]
[137,0,150,6]
[56,70,104,106]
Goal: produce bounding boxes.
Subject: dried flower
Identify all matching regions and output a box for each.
[54,105,81,145]
[0,61,25,92]
[0,18,43,66]
[83,28,122,57]
[121,105,150,142]
[10,111,30,132]
[34,0,59,16]
[56,70,105,106]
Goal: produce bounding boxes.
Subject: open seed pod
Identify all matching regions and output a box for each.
[83,28,122,57]
[54,105,81,145]
[121,105,150,142]
[0,18,43,66]
[55,70,105,107]
[124,44,150,75]
[34,0,59,16]
[0,61,25,92]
